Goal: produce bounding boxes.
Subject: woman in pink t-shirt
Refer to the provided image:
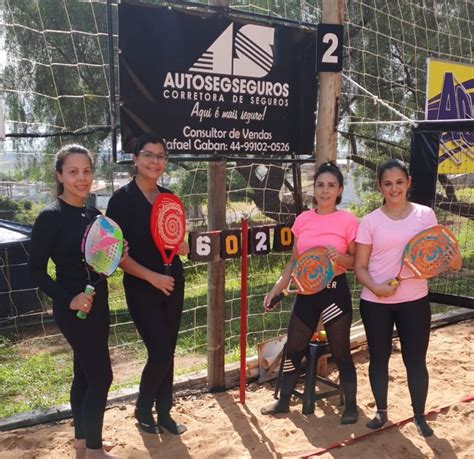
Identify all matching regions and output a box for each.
[261,162,359,425]
[355,159,437,437]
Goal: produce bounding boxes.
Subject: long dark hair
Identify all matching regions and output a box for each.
[55,144,93,195]
[134,134,168,157]
[313,161,344,205]
[376,158,409,184]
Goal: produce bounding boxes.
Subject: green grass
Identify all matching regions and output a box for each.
[0,339,72,418]
[0,253,291,418]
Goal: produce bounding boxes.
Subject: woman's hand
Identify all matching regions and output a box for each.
[263,287,282,312]
[326,246,346,275]
[263,244,297,312]
[177,241,190,256]
[70,291,94,315]
[120,240,129,263]
[372,281,398,298]
[147,272,175,296]
[444,245,462,270]
[325,245,341,263]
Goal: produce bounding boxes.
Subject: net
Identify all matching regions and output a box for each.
[0,0,472,417]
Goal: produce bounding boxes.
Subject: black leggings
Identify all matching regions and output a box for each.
[125,278,184,417]
[54,292,112,450]
[360,296,431,414]
[281,274,357,403]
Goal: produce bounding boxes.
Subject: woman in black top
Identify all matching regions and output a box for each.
[29,145,120,458]
[106,134,188,435]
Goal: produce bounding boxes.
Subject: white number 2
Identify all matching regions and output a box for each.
[322,33,339,64]
[255,231,268,252]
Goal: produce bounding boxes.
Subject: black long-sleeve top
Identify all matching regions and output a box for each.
[29,199,103,307]
[106,178,184,284]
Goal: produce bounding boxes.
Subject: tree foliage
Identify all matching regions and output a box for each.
[2,0,472,219]
[3,0,112,180]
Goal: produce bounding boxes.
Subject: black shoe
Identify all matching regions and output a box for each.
[340,402,358,425]
[134,409,163,434]
[158,415,187,435]
[414,415,434,437]
[260,399,290,416]
[366,410,388,430]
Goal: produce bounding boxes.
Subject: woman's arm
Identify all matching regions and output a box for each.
[29,210,74,305]
[119,255,175,296]
[326,240,356,272]
[106,190,175,295]
[263,242,298,310]
[354,242,397,298]
[29,209,93,314]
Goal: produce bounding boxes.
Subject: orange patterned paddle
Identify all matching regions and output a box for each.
[390,224,462,286]
[268,246,337,309]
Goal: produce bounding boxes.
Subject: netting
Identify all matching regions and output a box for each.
[431,151,473,299]
[0,0,472,416]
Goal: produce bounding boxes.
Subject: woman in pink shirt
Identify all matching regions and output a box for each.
[355,159,437,437]
[262,162,359,424]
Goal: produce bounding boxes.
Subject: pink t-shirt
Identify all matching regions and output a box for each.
[356,203,437,303]
[292,209,358,272]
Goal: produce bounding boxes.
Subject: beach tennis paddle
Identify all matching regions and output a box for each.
[268,246,337,309]
[389,224,462,286]
[150,193,186,276]
[77,215,124,319]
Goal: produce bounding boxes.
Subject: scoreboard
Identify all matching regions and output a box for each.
[188,224,294,262]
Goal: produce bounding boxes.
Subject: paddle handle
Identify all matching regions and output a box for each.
[268,290,288,309]
[76,284,95,319]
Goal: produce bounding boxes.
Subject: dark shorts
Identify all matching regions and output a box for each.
[293,273,352,326]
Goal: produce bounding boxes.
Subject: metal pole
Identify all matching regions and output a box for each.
[106,0,117,162]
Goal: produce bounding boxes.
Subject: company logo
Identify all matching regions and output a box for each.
[190,24,275,78]
[427,71,474,169]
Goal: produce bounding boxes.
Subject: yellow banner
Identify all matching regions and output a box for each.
[426,59,474,174]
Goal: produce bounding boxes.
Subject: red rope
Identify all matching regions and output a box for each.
[300,395,474,458]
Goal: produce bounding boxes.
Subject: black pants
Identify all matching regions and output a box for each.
[54,288,112,450]
[360,296,431,414]
[125,278,184,417]
[281,274,357,403]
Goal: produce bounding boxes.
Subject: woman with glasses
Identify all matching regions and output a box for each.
[106,134,188,436]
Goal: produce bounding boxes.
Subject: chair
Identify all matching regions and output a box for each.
[274,340,344,415]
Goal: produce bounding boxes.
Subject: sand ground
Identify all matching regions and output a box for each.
[0,320,473,458]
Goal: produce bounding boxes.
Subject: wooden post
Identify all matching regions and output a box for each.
[206,0,228,394]
[207,161,227,391]
[315,0,344,167]
[315,0,345,375]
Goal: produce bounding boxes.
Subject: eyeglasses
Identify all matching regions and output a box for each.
[139,150,168,162]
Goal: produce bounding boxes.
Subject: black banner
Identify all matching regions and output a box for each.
[118,2,317,156]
